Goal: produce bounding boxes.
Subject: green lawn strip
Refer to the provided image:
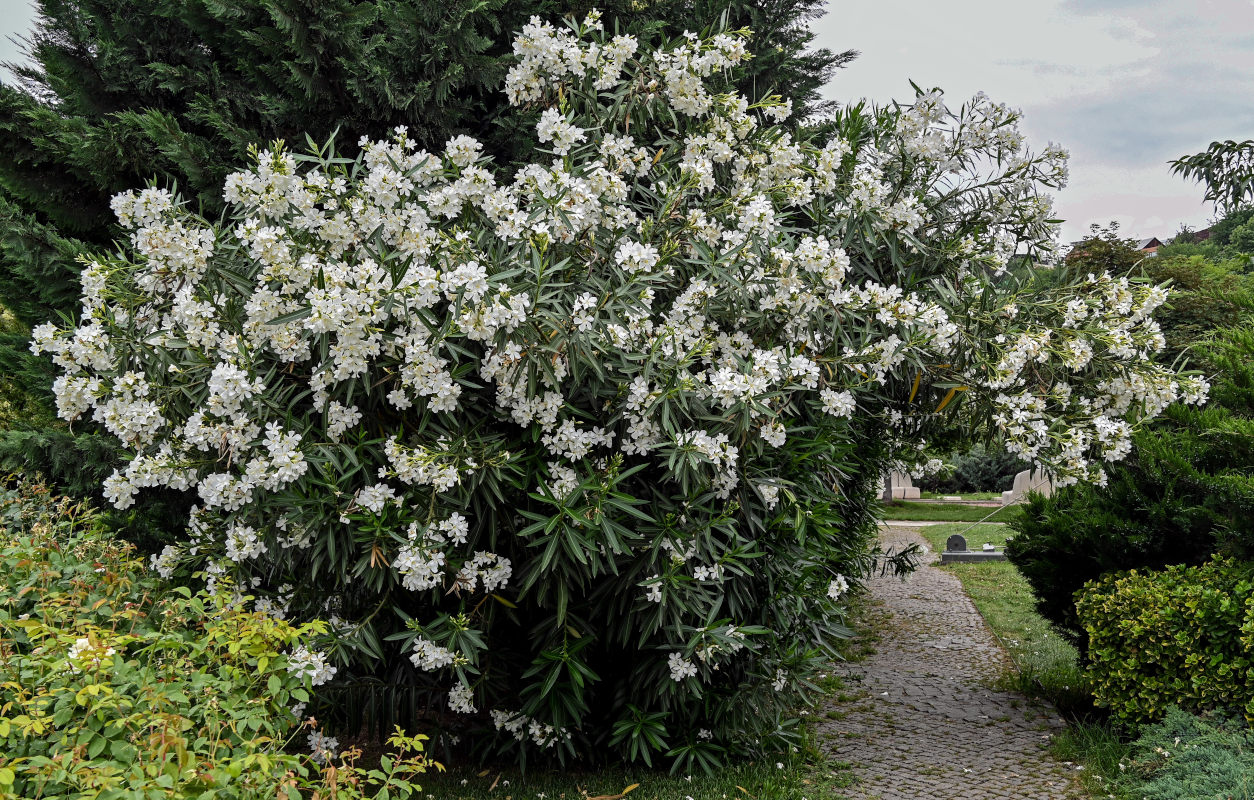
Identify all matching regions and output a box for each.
[917,522,1134,798]
[1049,722,1137,799]
[919,491,1002,501]
[417,748,855,800]
[917,523,1085,708]
[881,501,1024,523]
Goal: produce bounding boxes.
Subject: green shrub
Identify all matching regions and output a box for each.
[0,482,435,799]
[1075,558,1254,725]
[1118,707,1254,800]
[1135,254,1254,361]
[1007,312,1254,646]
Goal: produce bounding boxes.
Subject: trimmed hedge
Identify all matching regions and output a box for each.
[1076,558,1254,725]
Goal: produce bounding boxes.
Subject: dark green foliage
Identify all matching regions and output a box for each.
[1076,559,1254,725]
[1170,138,1254,214]
[1134,253,1254,361]
[1060,222,1144,278]
[917,442,1026,494]
[0,329,58,428]
[0,425,188,550]
[1208,206,1254,252]
[1007,264,1254,645]
[1007,325,1254,643]
[0,0,853,499]
[1119,708,1254,800]
[319,433,888,766]
[1159,207,1254,262]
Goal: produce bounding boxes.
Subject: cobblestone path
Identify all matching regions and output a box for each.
[818,526,1083,800]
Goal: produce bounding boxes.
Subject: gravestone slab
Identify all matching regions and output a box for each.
[941,532,1006,562]
[941,549,1007,563]
[881,470,922,501]
[1000,468,1055,505]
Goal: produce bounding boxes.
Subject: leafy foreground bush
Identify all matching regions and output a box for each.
[29,13,1205,769]
[1076,558,1254,725]
[0,482,436,799]
[1118,707,1254,800]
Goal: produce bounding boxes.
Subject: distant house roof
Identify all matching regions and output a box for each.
[1136,237,1163,251]
[1191,228,1212,242]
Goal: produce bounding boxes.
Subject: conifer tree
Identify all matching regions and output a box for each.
[0,0,854,501]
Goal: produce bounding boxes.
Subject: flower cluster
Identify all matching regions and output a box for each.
[286,646,337,686]
[307,731,340,765]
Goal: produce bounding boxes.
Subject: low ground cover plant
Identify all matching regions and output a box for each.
[1115,707,1254,800]
[0,481,435,798]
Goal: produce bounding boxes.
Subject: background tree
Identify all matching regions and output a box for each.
[1158,206,1254,266]
[0,0,855,507]
[1169,138,1254,215]
[1060,221,1144,277]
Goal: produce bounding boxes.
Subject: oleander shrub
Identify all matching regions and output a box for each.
[26,13,1206,769]
[1075,558,1254,725]
[0,481,437,798]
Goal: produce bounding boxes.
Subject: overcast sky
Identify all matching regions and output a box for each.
[3,0,1252,242]
[812,0,1254,242]
[0,0,30,73]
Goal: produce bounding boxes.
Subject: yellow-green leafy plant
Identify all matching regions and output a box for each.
[1076,558,1254,726]
[0,481,435,799]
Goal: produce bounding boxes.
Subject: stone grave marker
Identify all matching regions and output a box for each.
[940,531,1006,563]
[881,471,921,501]
[1000,468,1054,506]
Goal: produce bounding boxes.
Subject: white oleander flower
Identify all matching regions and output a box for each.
[668,652,698,681]
[308,731,340,765]
[827,575,849,601]
[288,646,337,686]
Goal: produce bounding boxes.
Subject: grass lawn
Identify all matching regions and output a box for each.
[917,522,1133,798]
[919,490,1002,501]
[416,756,856,800]
[917,523,1083,707]
[881,501,1024,523]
